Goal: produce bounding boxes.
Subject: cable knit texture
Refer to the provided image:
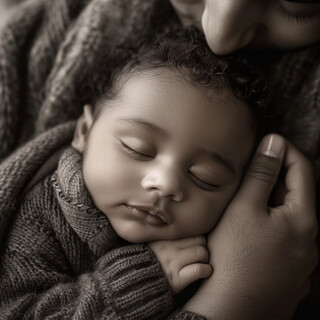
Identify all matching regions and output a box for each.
[0,121,76,246]
[0,146,206,320]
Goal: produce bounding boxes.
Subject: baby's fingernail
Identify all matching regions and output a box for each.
[260,134,285,158]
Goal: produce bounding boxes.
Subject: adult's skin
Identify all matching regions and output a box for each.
[169,0,320,55]
[168,0,319,318]
[184,134,318,319]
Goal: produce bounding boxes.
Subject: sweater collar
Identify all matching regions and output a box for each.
[52,147,125,256]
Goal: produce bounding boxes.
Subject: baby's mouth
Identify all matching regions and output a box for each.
[126,204,169,225]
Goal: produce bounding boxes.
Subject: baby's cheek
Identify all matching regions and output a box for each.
[186,195,224,235]
[82,161,112,201]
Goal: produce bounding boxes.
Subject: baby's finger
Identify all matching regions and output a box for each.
[172,235,206,249]
[178,264,212,291]
[177,245,209,267]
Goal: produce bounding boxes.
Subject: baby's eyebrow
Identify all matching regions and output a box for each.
[119,117,168,137]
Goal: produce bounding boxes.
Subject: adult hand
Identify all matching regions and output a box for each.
[183,134,318,320]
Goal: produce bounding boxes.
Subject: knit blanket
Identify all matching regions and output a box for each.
[268,44,320,179]
[0,0,176,161]
[0,121,75,247]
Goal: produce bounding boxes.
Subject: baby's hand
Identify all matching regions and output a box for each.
[148,236,212,294]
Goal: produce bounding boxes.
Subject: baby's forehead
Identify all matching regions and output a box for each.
[100,67,256,136]
[119,67,240,100]
[90,67,256,137]
[121,67,255,119]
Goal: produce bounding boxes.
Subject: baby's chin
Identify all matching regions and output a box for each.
[111,220,199,244]
[108,219,162,244]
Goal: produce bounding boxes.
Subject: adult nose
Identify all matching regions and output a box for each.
[201,0,261,55]
[141,164,184,202]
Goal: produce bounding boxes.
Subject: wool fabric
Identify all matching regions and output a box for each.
[0,0,176,161]
[0,146,206,320]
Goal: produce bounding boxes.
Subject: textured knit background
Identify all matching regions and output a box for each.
[0,0,177,161]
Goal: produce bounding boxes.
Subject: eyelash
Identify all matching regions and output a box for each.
[121,141,220,191]
[120,141,153,160]
[278,4,316,24]
[189,172,220,191]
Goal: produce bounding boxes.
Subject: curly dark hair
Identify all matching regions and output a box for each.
[84,26,268,136]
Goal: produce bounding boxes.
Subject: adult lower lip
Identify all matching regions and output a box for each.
[125,205,166,226]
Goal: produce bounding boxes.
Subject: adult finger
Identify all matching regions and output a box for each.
[283,141,316,215]
[235,134,286,208]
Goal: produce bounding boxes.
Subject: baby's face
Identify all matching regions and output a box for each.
[170,0,320,55]
[74,69,255,243]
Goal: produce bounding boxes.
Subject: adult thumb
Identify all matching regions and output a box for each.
[237,134,286,208]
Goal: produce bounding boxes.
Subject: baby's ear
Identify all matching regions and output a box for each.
[71,104,94,153]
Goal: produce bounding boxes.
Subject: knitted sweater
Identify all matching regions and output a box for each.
[0,0,319,179]
[0,143,205,320]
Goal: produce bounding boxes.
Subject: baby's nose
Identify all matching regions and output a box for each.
[141,169,184,202]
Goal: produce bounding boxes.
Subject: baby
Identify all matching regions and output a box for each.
[0,27,266,319]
